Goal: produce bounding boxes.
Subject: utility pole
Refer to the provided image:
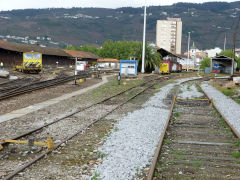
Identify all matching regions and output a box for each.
[141,5,147,73]
[224,34,226,51]
[187,32,191,72]
[233,17,240,58]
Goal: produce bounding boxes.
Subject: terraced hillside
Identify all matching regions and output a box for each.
[0,1,240,50]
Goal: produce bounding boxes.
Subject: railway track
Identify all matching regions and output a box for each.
[0,72,94,101]
[0,78,38,92]
[0,75,167,180]
[149,81,240,180]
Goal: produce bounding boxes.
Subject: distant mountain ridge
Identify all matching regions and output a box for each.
[0,1,240,52]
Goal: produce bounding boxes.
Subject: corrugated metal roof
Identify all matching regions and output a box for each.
[64,49,99,59]
[98,58,119,62]
[157,47,182,59]
[0,40,70,56]
[0,40,99,59]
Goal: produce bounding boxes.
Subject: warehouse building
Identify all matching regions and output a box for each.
[0,40,99,67]
[97,58,120,69]
[211,55,237,75]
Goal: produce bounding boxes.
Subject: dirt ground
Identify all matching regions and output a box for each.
[209,78,240,104]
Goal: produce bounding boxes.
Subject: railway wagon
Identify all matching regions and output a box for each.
[15,52,42,73]
[160,60,182,74]
[177,63,182,72]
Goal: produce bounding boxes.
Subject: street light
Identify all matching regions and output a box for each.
[187,32,191,72]
[141,5,147,73]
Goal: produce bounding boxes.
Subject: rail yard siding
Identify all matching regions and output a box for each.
[201,83,240,136]
[93,77,201,180]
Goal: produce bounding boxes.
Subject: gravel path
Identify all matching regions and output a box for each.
[201,83,240,136]
[91,77,201,180]
[178,83,204,98]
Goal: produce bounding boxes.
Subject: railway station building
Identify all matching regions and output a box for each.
[211,55,237,75]
[0,40,99,68]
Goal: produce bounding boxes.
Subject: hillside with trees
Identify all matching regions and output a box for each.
[0,1,240,51]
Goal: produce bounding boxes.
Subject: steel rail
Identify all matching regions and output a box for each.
[199,84,240,139]
[3,77,161,180]
[0,76,164,147]
[0,73,91,101]
[146,87,179,180]
[146,77,203,180]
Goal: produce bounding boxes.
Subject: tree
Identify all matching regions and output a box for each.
[65,41,162,72]
[219,49,235,58]
[66,45,99,56]
[200,57,211,69]
[132,43,162,72]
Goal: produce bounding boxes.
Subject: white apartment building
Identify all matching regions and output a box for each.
[156,18,182,54]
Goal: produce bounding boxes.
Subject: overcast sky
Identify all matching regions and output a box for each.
[0,0,237,11]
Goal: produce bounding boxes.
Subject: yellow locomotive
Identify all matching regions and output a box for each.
[15,52,42,73]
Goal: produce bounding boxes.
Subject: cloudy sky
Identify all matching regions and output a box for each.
[0,0,237,11]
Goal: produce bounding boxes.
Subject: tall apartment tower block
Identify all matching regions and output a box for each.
[156,18,182,54]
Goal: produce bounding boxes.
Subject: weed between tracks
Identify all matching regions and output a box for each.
[91,79,144,99]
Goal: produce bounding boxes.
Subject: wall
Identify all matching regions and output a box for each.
[0,48,22,67]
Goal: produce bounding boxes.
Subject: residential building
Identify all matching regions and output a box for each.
[205,47,222,58]
[156,18,182,54]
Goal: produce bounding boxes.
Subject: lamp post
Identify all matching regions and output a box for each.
[187,32,191,72]
[141,5,147,73]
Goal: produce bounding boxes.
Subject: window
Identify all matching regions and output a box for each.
[33,54,41,59]
[128,65,135,68]
[24,54,32,59]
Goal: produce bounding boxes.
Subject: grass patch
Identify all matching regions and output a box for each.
[219,117,231,132]
[87,148,94,152]
[97,152,107,159]
[164,139,172,145]
[154,171,161,178]
[170,150,188,155]
[236,160,240,164]
[223,140,233,143]
[234,139,240,147]
[93,172,101,180]
[91,79,144,99]
[179,178,189,180]
[153,83,161,89]
[174,112,181,117]
[222,89,235,96]
[192,161,202,167]
[166,159,175,164]
[232,151,240,159]
[176,156,186,160]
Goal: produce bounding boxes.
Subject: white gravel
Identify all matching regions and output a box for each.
[201,83,240,136]
[178,84,204,98]
[92,77,201,180]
